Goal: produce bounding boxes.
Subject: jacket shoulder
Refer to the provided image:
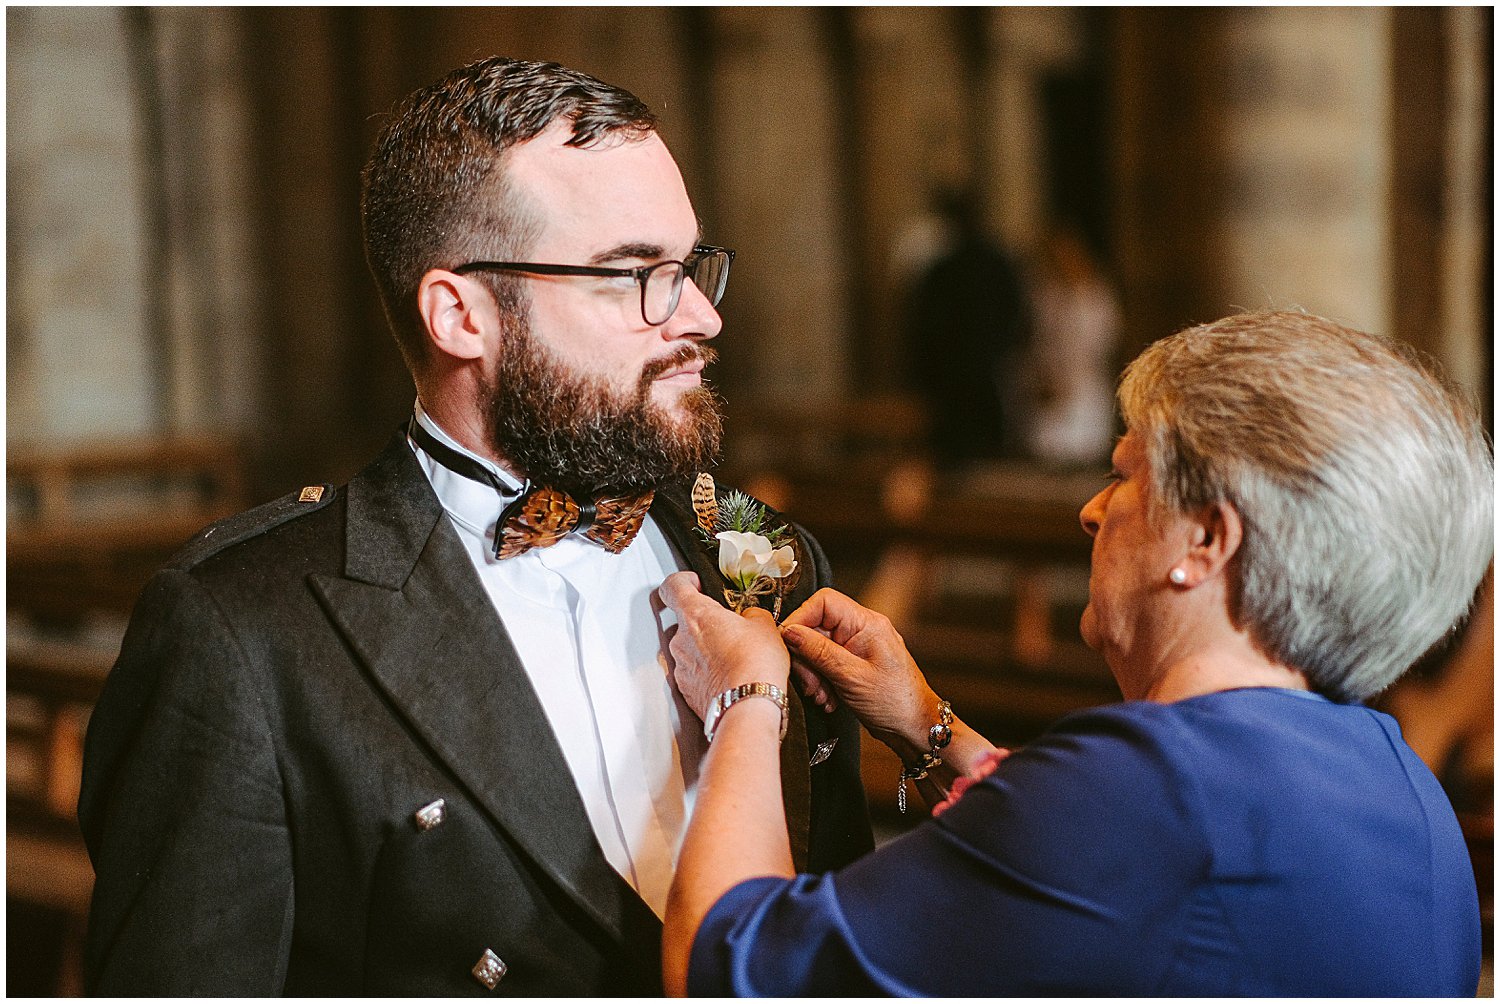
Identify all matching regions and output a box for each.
[167,483,337,571]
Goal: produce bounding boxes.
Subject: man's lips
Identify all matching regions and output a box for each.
[642,345,716,387]
[654,359,705,381]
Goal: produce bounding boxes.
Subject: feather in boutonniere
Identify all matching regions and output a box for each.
[691,473,719,538]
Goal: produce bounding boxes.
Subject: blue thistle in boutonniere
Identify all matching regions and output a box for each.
[691,473,801,617]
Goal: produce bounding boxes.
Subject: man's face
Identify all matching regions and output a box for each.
[481,122,724,494]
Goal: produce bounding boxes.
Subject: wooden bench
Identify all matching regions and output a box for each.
[7,436,247,995]
[9,437,245,627]
[7,638,114,996]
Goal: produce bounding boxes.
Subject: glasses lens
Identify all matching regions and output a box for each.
[687,250,730,307]
[642,261,685,326]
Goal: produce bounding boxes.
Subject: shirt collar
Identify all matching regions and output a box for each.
[409,401,525,540]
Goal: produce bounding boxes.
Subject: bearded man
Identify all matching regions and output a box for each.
[77,58,872,996]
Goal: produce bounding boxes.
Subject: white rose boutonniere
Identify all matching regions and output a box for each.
[692,474,801,616]
[717,530,798,591]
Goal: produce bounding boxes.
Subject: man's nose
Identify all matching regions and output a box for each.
[664,276,722,340]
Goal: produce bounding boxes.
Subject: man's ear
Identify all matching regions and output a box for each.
[417,269,495,362]
[1179,499,1243,586]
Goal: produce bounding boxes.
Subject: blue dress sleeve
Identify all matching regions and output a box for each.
[687,704,1211,996]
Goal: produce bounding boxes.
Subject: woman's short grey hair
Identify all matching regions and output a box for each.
[1118,310,1493,702]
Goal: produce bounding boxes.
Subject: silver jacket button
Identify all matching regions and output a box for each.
[413,798,446,830]
[472,948,507,990]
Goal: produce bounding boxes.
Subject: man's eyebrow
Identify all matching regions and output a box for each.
[587,228,703,265]
[588,242,667,265]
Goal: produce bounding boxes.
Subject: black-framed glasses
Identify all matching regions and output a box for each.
[453,244,734,326]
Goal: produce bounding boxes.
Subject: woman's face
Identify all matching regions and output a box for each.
[1078,431,1195,677]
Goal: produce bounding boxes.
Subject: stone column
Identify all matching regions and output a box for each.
[1113,9,1400,355]
[1436,6,1489,406]
[137,8,263,436]
[1215,8,1393,337]
[7,8,156,445]
[844,8,970,387]
[982,7,1084,257]
[704,8,848,407]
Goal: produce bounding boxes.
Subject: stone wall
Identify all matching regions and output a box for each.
[6,9,1490,494]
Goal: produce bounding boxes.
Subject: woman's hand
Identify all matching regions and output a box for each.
[658,571,791,723]
[780,588,941,763]
[658,574,796,998]
[783,587,998,782]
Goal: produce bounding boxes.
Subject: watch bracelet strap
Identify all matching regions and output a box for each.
[704,682,789,744]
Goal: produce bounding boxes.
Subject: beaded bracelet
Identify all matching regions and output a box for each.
[897,699,953,813]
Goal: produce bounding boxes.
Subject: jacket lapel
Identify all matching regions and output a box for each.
[309,436,644,941]
[651,482,813,871]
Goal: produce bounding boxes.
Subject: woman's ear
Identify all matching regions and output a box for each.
[1179,499,1243,586]
[417,269,495,362]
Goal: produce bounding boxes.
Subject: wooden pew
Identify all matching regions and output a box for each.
[7,436,247,995]
[8,437,245,627]
[7,638,114,996]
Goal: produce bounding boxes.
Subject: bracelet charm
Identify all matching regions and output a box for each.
[898,699,953,814]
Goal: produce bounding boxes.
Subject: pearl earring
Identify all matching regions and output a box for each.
[1169,567,1188,585]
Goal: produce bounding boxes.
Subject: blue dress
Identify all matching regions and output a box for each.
[689,689,1480,996]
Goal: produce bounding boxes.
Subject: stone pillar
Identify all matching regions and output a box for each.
[7,8,156,445]
[1214,8,1392,337]
[704,8,848,407]
[138,8,263,436]
[1113,9,1399,355]
[983,8,1084,256]
[1436,7,1489,406]
[844,8,970,388]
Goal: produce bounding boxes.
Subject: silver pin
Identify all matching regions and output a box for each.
[809,739,838,767]
[472,948,507,990]
[413,798,446,830]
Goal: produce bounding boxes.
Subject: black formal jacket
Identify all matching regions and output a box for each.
[77,435,872,995]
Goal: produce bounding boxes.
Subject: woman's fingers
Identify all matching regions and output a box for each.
[659,571,794,722]
[782,623,870,689]
[657,570,704,614]
[784,588,904,662]
[783,587,867,636]
[789,657,837,713]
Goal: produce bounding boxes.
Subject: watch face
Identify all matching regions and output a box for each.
[929,723,953,749]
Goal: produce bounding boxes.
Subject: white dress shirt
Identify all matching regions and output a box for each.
[408,404,705,918]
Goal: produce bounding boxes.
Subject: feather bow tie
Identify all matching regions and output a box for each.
[495,486,654,559]
[406,418,653,559]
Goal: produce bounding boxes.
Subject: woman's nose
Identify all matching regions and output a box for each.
[1079,491,1105,538]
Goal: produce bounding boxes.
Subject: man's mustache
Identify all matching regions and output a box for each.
[641,344,719,384]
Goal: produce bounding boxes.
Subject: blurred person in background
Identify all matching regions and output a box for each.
[658,310,1491,996]
[1026,225,1119,467]
[77,56,870,995]
[902,187,1032,472]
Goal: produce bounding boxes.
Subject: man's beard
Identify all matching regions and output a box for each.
[481,319,723,497]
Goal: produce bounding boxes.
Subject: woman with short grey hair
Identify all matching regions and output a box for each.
[658,310,1492,996]
[1116,310,1492,703]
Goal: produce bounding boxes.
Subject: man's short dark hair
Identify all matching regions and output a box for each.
[360,57,658,373]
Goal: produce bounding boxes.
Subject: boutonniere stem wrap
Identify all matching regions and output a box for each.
[692,473,800,617]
